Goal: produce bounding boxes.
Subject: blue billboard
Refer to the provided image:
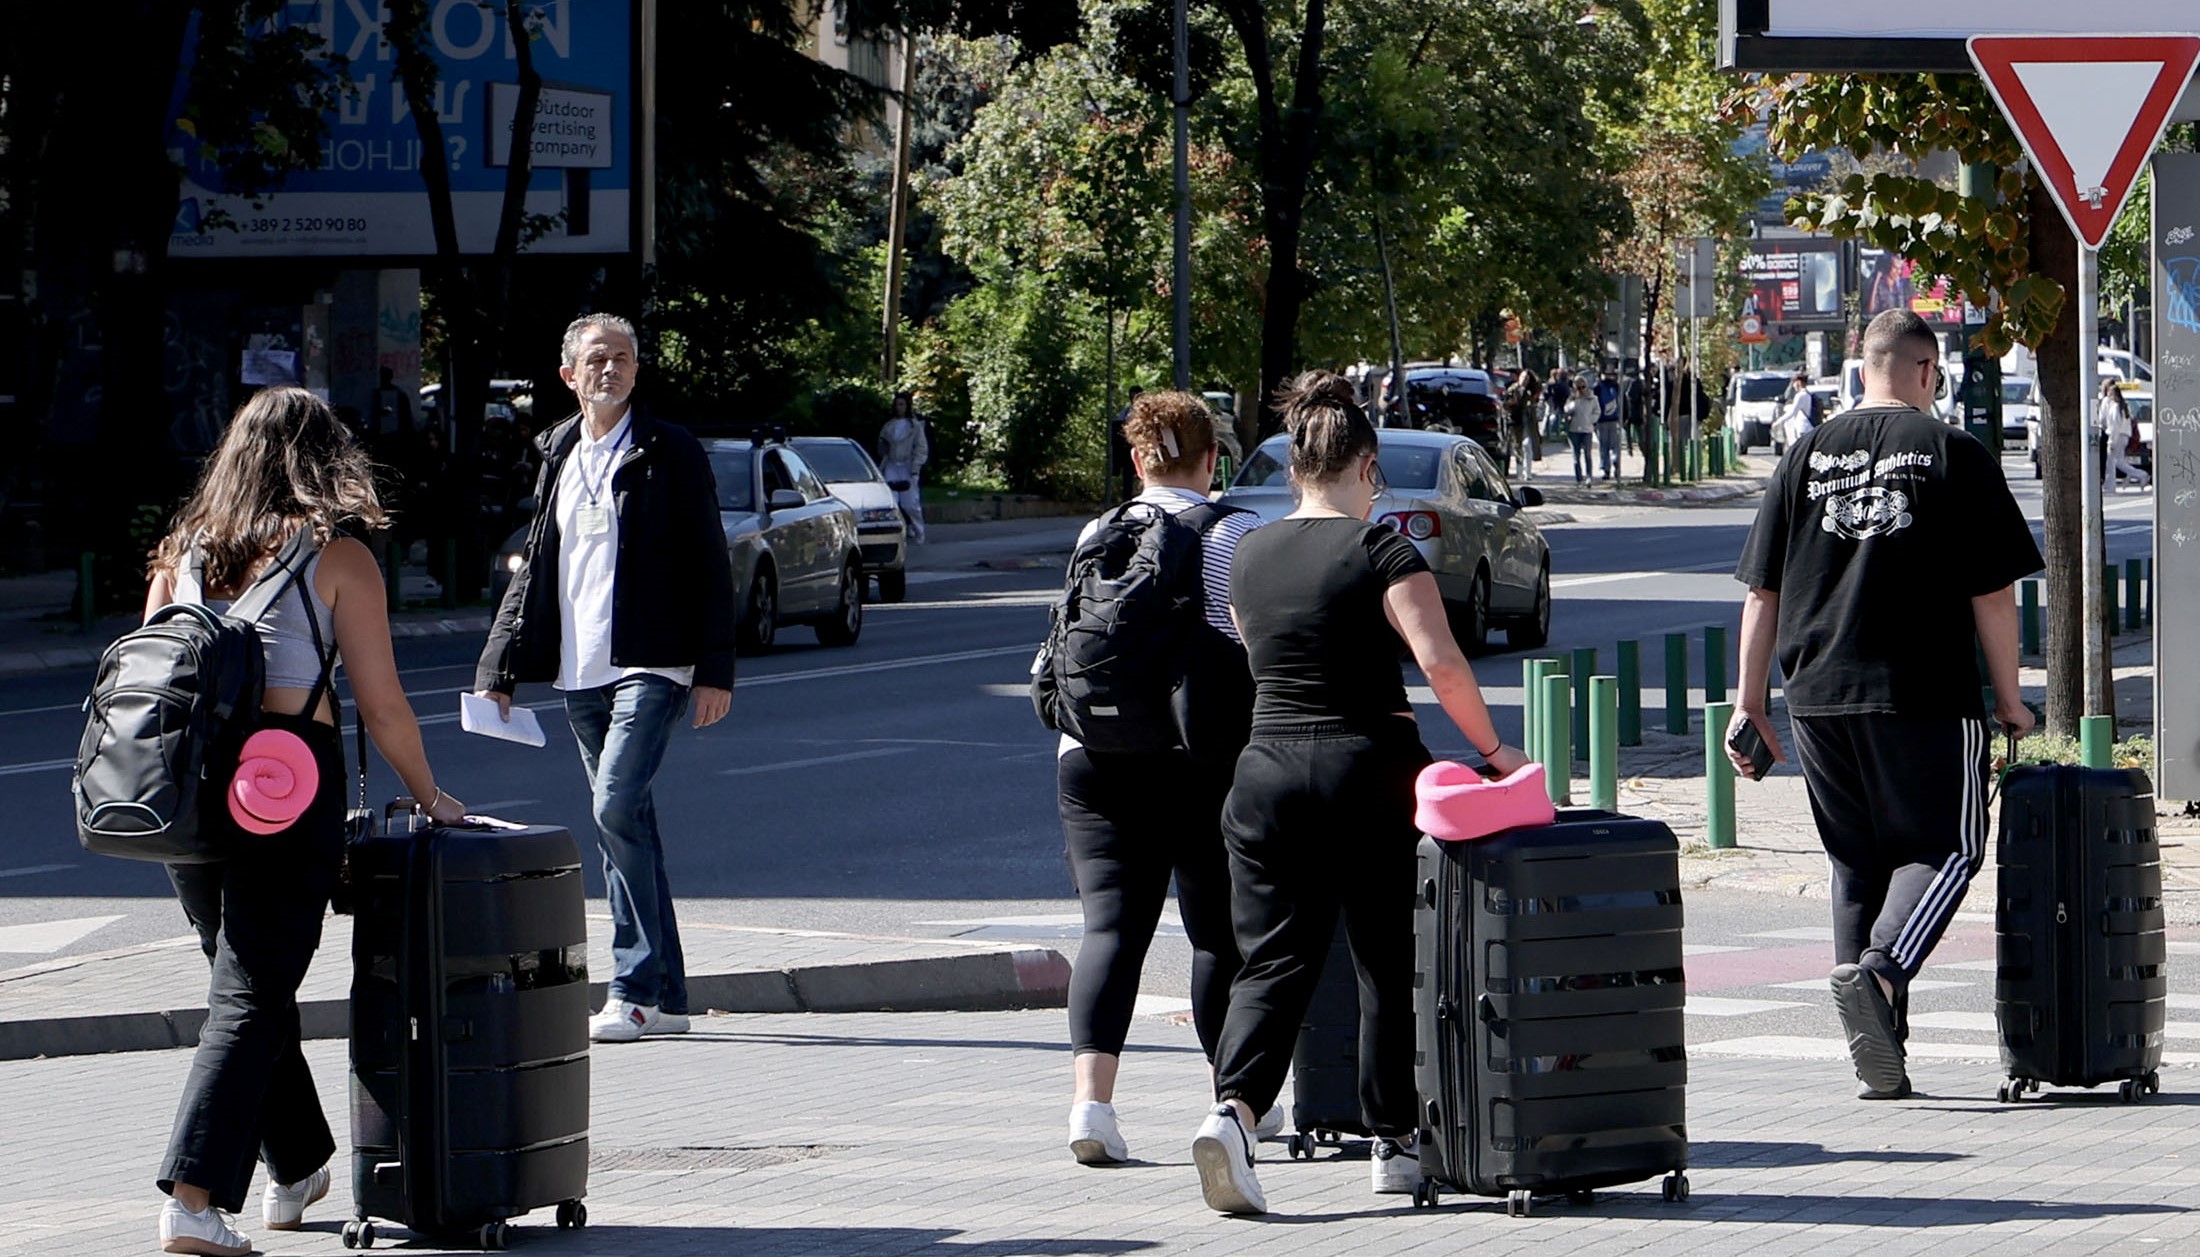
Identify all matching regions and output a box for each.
[169,0,636,258]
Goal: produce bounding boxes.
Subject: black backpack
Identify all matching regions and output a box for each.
[1032,500,1245,757]
[72,530,320,863]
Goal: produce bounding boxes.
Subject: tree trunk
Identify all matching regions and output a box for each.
[2031,181,2085,738]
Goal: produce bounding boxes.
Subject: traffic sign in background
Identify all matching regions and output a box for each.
[167,1,638,259]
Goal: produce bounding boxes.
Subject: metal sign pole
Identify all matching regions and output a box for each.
[2080,244,2107,715]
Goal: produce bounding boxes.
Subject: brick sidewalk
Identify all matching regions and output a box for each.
[7,1008,2194,1255]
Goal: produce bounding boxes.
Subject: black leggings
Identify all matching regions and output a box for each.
[1060,747,1241,1062]
[1211,724,1429,1137]
[159,714,345,1213]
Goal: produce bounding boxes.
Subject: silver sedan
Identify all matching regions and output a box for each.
[1221,429,1551,653]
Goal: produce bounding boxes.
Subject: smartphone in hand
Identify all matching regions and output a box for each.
[1727,718,1775,782]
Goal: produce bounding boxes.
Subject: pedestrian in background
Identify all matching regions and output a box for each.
[1595,371,1624,482]
[1053,391,1265,1167]
[1729,309,2040,1102]
[2101,380,2151,493]
[145,387,468,1257]
[1505,368,1541,481]
[475,314,738,1044]
[1188,370,1527,1215]
[1543,369,1571,442]
[1566,377,1597,484]
[1622,367,1645,456]
[878,391,931,543]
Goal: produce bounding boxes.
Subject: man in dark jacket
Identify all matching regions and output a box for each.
[474,313,737,1043]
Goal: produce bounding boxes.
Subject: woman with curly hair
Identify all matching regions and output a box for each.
[143,387,467,1256]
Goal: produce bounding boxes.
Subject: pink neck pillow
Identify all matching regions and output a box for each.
[229,728,320,836]
[1415,760,1556,842]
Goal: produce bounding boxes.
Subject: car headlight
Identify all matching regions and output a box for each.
[858,506,902,525]
[503,552,524,573]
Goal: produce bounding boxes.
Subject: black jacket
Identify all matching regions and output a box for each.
[475,404,738,694]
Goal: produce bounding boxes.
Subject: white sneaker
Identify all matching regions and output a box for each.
[160,1198,251,1256]
[1372,1134,1423,1194]
[647,1012,691,1036]
[262,1164,330,1230]
[1253,1105,1285,1141]
[589,999,657,1042]
[1068,1100,1129,1165]
[1190,1104,1267,1215]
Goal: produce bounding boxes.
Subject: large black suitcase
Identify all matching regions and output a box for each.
[1280,924,1368,1158]
[1994,764,2167,1103]
[344,813,592,1250]
[1412,811,1690,1215]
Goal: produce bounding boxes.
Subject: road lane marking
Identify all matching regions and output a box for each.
[736,644,1038,689]
[0,700,89,717]
[0,757,76,777]
[0,863,75,880]
[1551,560,1735,590]
[720,747,917,776]
[0,914,125,955]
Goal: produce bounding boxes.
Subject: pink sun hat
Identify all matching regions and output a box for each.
[1414,759,1555,842]
[228,728,320,836]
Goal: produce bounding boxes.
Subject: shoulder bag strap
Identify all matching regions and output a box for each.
[227,529,319,625]
[290,556,338,720]
[175,544,209,605]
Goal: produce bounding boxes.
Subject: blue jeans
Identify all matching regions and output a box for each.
[1569,432,1593,481]
[565,674,692,1014]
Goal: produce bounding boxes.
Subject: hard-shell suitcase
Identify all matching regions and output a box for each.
[1412,811,1690,1215]
[1994,764,2166,1103]
[344,810,592,1251]
[1280,925,1368,1158]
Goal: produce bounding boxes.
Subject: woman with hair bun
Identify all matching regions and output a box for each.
[1188,370,1528,1215]
[1054,390,1266,1166]
[141,387,466,1256]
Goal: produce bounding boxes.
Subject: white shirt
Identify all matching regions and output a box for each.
[554,411,696,692]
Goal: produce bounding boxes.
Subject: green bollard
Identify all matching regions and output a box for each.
[2104,563,2120,637]
[1591,676,1619,812]
[1704,625,1728,704]
[1571,646,1596,761]
[1542,673,1573,805]
[1523,659,1551,771]
[2126,558,2144,632]
[79,552,95,632]
[1665,632,1689,735]
[1642,431,1659,484]
[2080,715,2114,769]
[2020,580,2041,656]
[1706,701,1737,848]
[1617,639,1642,747]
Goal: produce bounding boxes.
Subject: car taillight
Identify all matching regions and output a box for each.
[1379,511,1440,541]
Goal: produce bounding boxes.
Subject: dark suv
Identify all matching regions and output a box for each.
[1387,367,1505,450]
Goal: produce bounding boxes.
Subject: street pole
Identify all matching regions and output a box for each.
[1170,0,1191,392]
[2080,245,2107,715]
[880,30,918,388]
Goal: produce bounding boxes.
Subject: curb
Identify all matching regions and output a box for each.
[0,946,1071,1062]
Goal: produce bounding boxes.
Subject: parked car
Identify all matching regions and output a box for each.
[789,436,908,603]
[1221,429,1550,653]
[1726,371,1792,452]
[2000,377,2038,446]
[1387,367,1507,452]
[491,435,865,653]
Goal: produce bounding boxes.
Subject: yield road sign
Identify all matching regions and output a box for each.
[1968,34,2200,249]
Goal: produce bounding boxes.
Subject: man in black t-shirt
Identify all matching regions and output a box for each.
[1729,310,2042,1101]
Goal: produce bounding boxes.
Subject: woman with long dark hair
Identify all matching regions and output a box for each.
[1188,371,1528,1215]
[143,387,466,1256]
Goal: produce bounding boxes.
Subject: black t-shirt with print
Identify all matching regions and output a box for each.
[1230,517,1431,732]
[1734,404,2043,719]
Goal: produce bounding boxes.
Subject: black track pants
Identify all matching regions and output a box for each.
[1791,713,1991,990]
[1210,725,1429,1137]
[1060,747,1242,1061]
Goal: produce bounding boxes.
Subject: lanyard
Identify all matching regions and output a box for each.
[577,421,631,509]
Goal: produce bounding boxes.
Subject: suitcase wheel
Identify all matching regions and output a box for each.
[1661,1171,1690,1203]
[2118,1077,2153,1104]
[478,1221,509,1251]
[1412,1180,1441,1209]
[1286,1133,1315,1160]
[557,1200,589,1230]
[341,1220,376,1249]
[1507,1188,1533,1218]
[1997,1079,2023,1103]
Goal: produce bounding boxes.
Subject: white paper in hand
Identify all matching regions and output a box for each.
[459,693,547,748]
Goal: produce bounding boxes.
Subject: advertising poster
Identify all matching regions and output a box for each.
[1858,248,1966,327]
[1740,241,1843,328]
[168,0,634,258]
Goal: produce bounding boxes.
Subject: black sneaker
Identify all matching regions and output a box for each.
[1830,964,1906,1097]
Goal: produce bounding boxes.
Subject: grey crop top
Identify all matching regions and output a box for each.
[209,553,337,690]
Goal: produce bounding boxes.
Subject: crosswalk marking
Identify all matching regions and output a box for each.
[1682,944,1753,956]
[1695,1035,2200,1068]
[0,915,124,955]
[1767,977,1973,994]
[1687,996,1810,1017]
[1745,927,1836,942]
